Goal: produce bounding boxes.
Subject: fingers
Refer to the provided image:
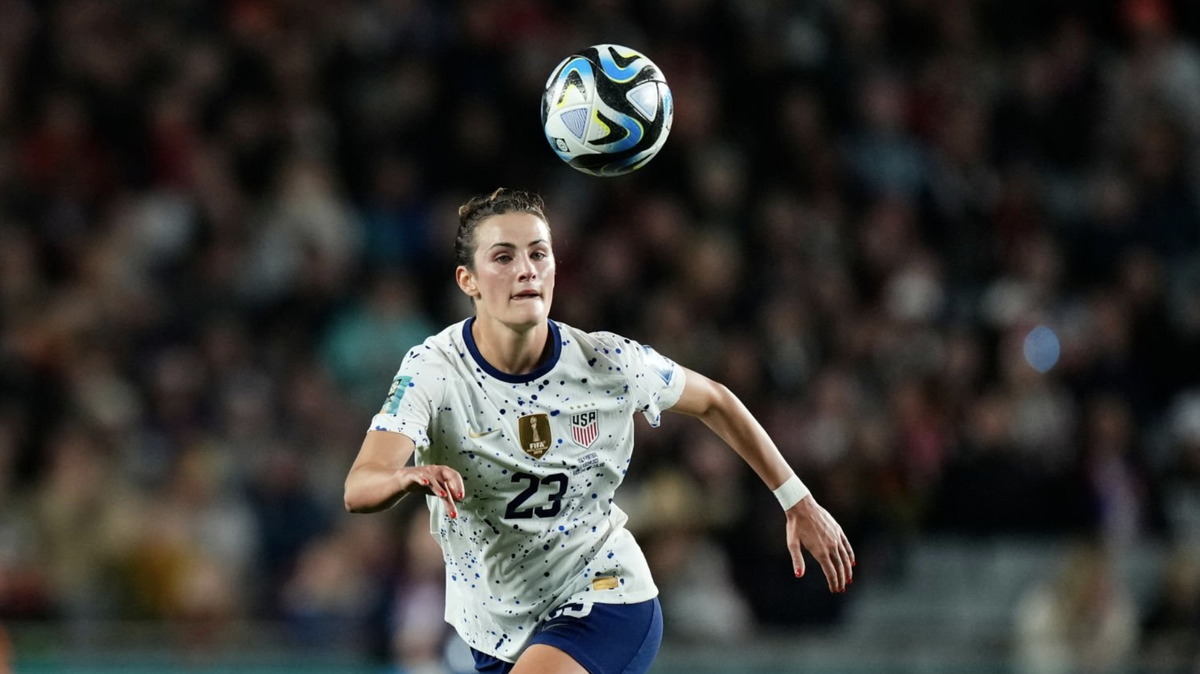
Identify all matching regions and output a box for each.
[822,532,855,593]
[788,498,856,594]
[405,466,466,519]
[427,468,464,519]
[832,534,854,592]
[845,552,855,587]
[803,525,853,592]
[444,469,466,502]
[841,532,856,581]
[819,550,846,594]
[790,545,805,579]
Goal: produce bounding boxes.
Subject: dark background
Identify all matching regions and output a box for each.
[1,0,1199,671]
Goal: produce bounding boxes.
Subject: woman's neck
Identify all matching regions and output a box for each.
[471,315,550,375]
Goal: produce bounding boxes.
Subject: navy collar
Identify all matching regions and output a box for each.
[463,317,562,383]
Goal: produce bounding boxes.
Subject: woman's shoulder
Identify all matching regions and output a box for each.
[555,322,646,366]
[554,320,635,347]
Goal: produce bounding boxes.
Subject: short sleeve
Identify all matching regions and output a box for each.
[601,333,687,427]
[367,345,445,449]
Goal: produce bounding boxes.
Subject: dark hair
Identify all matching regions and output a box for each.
[455,188,548,269]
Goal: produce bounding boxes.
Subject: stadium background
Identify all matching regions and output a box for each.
[1,0,1200,672]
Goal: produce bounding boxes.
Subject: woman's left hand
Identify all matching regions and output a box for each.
[785,496,855,593]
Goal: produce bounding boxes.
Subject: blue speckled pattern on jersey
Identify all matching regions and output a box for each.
[368,319,686,662]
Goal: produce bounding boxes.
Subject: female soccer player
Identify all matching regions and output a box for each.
[344,188,854,674]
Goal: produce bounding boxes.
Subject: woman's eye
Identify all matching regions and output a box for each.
[495,255,511,263]
[532,251,547,260]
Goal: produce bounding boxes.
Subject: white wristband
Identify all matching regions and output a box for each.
[773,475,810,510]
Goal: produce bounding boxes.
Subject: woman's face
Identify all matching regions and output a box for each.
[458,212,556,329]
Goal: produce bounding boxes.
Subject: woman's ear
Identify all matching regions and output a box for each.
[456,266,479,299]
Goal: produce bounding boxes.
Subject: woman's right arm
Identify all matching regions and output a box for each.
[344,431,464,516]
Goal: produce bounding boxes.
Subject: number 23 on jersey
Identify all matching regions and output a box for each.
[505,472,568,519]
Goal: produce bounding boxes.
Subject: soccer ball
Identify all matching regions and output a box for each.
[541,44,673,177]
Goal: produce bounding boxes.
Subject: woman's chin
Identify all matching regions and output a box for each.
[503,301,549,328]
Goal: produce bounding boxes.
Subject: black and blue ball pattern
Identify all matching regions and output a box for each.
[541,44,673,177]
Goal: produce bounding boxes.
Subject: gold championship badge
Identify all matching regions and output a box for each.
[518,413,552,459]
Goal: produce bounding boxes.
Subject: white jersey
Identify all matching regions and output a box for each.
[368,318,686,661]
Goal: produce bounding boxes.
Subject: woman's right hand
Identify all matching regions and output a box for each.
[397,464,466,518]
[347,431,464,515]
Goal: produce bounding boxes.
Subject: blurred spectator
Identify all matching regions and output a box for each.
[391,506,455,674]
[246,445,330,611]
[0,409,48,620]
[281,516,392,652]
[360,155,436,272]
[633,468,755,644]
[1014,541,1138,674]
[31,424,142,619]
[321,270,436,414]
[240,154,363,308]
[845,69,927,200]
[1080,393,1166,549]
[1163,390,1200,551]
[1139,545,1200,673]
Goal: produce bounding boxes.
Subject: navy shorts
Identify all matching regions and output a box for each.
[471,598,663,674]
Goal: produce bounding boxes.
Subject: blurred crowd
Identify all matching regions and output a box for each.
[2,0,1200,670]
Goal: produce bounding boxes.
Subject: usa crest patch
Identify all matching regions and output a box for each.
[571,411,598,448]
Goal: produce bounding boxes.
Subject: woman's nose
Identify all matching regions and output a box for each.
[517,255,537,280]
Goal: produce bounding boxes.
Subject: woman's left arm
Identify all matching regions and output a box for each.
[671,367,855,593]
